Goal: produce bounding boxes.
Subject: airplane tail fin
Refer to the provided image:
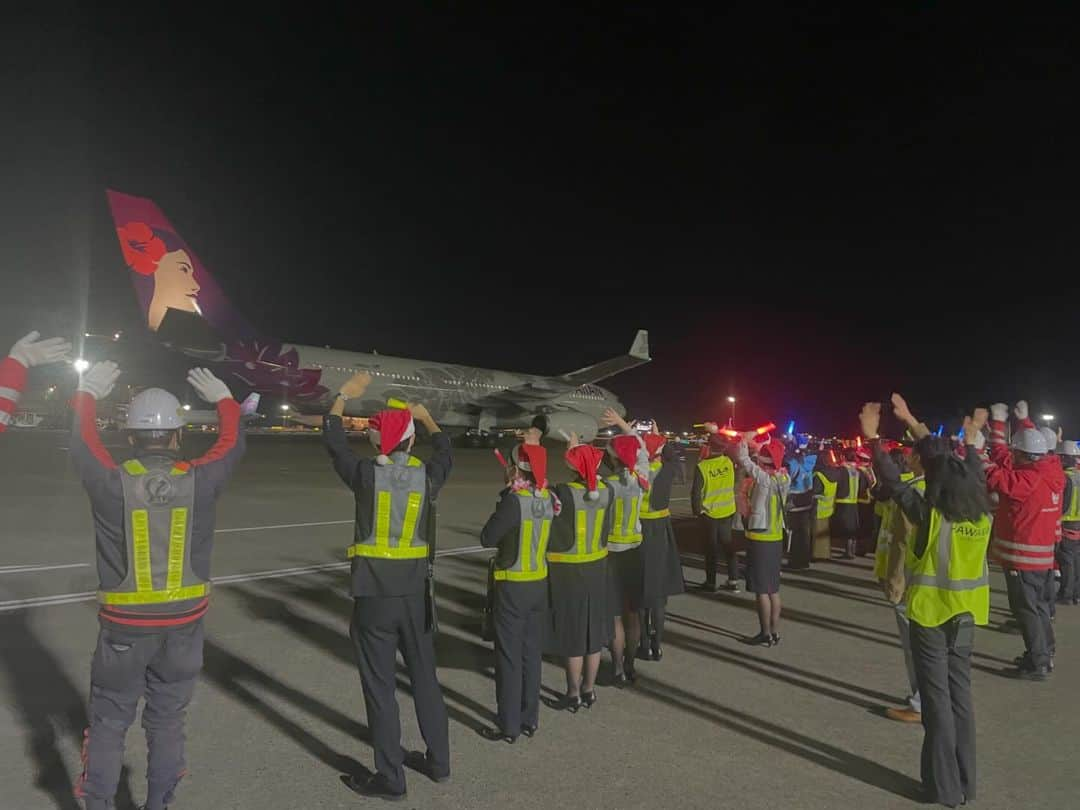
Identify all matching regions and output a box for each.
[559,329,651,386]
[105,190,255,349]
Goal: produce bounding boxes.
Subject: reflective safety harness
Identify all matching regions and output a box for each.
[606,473,643,549]
[99,458,210,607]
[494,488,554,581]
[348,455,428,559]
[548,482,610,564]
[746,477,786,542]
[1064,469,1080,522]
[697,456,736,519]
[835,464,861,505]
[640,459,670,519]
[814,472,837,519]
[873,473,924,579]
[907,508,992,627]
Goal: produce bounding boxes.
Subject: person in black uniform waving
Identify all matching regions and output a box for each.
[479,428,558,742]
[324,371,453,801]
[548,433,613,711]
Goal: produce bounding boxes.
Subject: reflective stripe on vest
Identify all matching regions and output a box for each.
[640,460,670,519]
[747,484,785,542]
[348,455,429,560]
[1064,470,1080,521]
[548,482,610,563]
[814,472,837,519]
[607,474,643,548]
[99,458,210,607]
[494,489,554,581]
[907,508,991,627]
[836,465,860,505]
[697,456,736,518]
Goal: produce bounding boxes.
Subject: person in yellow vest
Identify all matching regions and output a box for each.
[734,432,790,646]
[812,450,840,561]
[692,431,740,591]
[325,372,452,799]
[834,449,869,559]
[636,426,686,662]
[547,436,612,711]
[600,409,650,686]
[1057,440,1080,605]
[883,396,994,808]
[855,443,877,556]
[69,363,245,810]
[479,433,558,742]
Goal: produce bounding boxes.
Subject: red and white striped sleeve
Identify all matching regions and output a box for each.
[0,356,28,434]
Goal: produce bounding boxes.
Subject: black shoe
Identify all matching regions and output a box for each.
[404,750,450,784]
[478,726,516,743]
[636,644,654,661]
[726,579,742,593]
[581,690,597,708]
[624,665,637,684]
[770,633,780,646]
[1015,664,1050,681]
[521,724,538,738]
[562,694,582,713]
[651,641,663,661]
[341,773,406,802]
[698,580,719,593]
[613,672,635,689]
[746,632,773,647]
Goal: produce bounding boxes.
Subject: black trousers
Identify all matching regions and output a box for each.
[910,614,976,806]
[701,514,738,584]
[493,580,547,736]
[1004,568,1056,668]
[350,595,449,793]
[786,506,813,569]
[1057,539,1080,600]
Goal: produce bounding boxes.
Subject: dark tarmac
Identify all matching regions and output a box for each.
[0,431,1076,809]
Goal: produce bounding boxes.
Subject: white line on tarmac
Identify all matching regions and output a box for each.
[0,563,90,575]
[0,545,490,613]
[215,519,353,534]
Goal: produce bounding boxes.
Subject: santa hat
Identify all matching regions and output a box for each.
[608,434,641,470]
[642,433,666,460]
[758,437,785,469]
[565,445,604,500]
[368,409,415,465]
[512,443,548,488]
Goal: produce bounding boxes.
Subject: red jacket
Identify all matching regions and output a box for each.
[987,422,1064,570]
[0,356,27,433]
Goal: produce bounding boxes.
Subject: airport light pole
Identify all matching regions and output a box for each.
[281,403,290,427]
[727,396,736,426]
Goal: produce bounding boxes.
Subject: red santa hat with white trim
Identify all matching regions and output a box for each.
[565,444,604,500]
[368,409,415,465]
[512,443,548,488]
[642,433,666,460]
[608,434,649,489]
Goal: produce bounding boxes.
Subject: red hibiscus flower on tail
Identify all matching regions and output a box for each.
[117,221,166,275]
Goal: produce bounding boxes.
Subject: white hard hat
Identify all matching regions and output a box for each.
[1011,428,1049,456]
[1038,426,1058,451]
[126,388,184,430]
[1061,440,1080,457]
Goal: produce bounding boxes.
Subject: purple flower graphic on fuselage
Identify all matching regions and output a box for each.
[224,340,328,403]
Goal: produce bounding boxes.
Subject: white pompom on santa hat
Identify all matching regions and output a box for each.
[368,409,415,465]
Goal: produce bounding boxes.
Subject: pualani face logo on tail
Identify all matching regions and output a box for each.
[107,190,328,405]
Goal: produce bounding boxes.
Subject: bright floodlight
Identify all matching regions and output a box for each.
[182,404,192,411]
[73,358,90,373]
[727,396,736,403]
[1041,414,1055,422]
[280,404,290,411]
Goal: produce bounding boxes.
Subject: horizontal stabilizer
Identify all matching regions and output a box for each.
[559,329,650,386]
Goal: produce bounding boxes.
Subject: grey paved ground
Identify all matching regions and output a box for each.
[1,431,1076,810]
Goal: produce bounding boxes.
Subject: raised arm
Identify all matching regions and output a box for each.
[411,402,453,499]
[185,368,246,494]
[2,331,71,434]
[323,371,372,488]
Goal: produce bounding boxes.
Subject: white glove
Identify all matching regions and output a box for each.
[1014,400,1028,421]
[187,367,232,404]
[990,403,1008,422]
[8,331,72,368]
[77,361,120,400]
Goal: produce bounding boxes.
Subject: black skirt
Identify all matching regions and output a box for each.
[831,503,859,538]
[640,517,686,603]
[746,540,782,595]
[546,559,611,657]
[607,546,644,615]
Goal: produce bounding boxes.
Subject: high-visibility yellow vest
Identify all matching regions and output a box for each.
[858,467,872,505]
[348,455,429,560]
[548,482,610,564]
[746,479,786,542]
[606,473,643,549]
[814,472,837,519]
[835,465,860,505]
[697,456,736,519]
[640,460,670,519]
[1064,469,1080,522]
[907,508,991,627]
[493,488,554,581]
[99,458,210,607]
[873,473,924,579]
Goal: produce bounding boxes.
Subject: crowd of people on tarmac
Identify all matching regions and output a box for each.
[4,331,1078,809]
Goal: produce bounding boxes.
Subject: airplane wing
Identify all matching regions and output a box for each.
[557,329,650,386]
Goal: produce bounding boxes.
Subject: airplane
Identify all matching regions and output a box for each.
[103,190,651,441]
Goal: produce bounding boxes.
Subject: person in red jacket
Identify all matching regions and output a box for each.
[1,331,71,433]
[986,400,1064,680]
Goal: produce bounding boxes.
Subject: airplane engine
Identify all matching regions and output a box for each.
[534,412,600,443]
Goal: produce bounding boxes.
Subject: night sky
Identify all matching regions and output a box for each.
[2,6,1078,435]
